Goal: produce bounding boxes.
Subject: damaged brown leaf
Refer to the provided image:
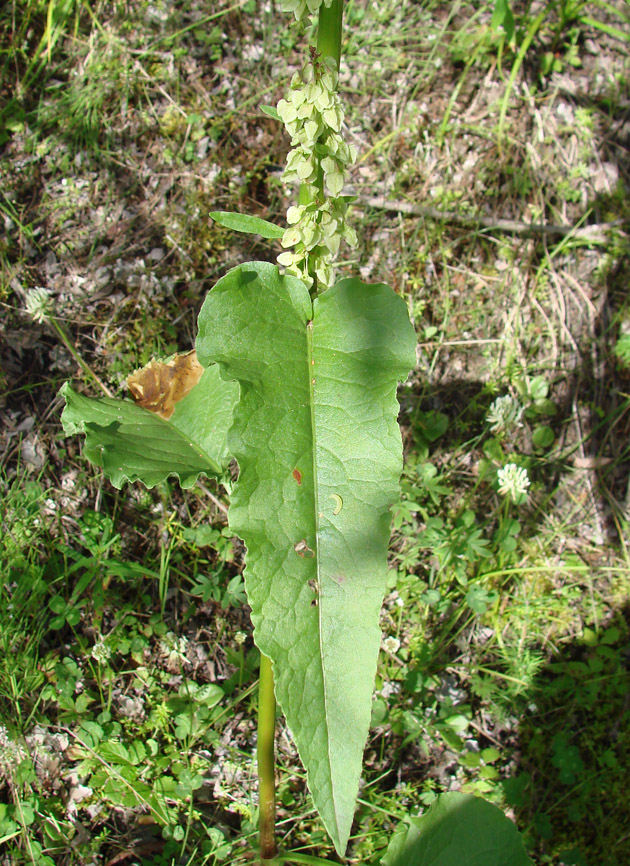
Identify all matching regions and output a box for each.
[127,350,204,420]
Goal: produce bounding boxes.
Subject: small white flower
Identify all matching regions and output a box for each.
[487,395,523,434]
[0,726,27,773]
[234,631,247,646]
[497,463,530,501]
[378,680,400,699]
[382,636,401,654]
[25,287,54,323]
[91,638,111,664]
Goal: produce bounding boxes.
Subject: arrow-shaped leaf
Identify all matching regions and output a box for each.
[210,211,285,239]
[196,262,416,854]
[60,363,238,489]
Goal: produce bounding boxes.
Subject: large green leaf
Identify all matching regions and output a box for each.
[59,364,238,489]
[196,262,416,854]
[382,793,533,866]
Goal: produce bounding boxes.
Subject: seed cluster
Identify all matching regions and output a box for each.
[279,0,333,24]
[276,57,357,289]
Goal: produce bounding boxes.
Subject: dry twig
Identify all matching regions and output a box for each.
[355,196,625,240]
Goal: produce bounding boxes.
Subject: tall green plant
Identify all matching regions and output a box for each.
[58,2,532,863]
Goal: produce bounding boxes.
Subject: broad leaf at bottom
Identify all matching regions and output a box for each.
[196,262,416,855]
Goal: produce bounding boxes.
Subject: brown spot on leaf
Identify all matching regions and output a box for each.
[292,468,302,485]
[294,539,314,558]
[127,350,203,420]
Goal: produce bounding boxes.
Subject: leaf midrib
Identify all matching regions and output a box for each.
[306,312,343,840]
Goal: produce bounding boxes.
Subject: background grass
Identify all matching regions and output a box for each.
[1,0,629,863]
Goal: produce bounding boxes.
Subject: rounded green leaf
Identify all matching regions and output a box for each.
[66,608,81,627]
[15,802,35,827]
[382,793,533,866]
[532,425,555,449]
[48,595,67,615]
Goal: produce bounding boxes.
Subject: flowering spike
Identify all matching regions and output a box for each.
[276,56,356,289]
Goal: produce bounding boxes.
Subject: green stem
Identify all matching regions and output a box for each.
[49,317,113,398]
[258,653,277,863]
[317,0,343,70]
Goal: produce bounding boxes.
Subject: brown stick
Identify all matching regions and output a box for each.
[355,195,625,240]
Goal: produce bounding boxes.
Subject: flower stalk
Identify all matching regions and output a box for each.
[276,0,354,293]
[258,2,348,859]
[25,287,113,398]
[258,653,277,863]
[317,0,343,70]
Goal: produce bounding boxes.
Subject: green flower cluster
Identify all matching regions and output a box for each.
[25,286,54,323]
[277,58,357,289]
[279,0,333,23]
[487,394,523,435]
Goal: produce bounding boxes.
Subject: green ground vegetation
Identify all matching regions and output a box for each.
[0,0,629,864]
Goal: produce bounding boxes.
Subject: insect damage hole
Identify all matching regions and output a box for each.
[294,539,314,558]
